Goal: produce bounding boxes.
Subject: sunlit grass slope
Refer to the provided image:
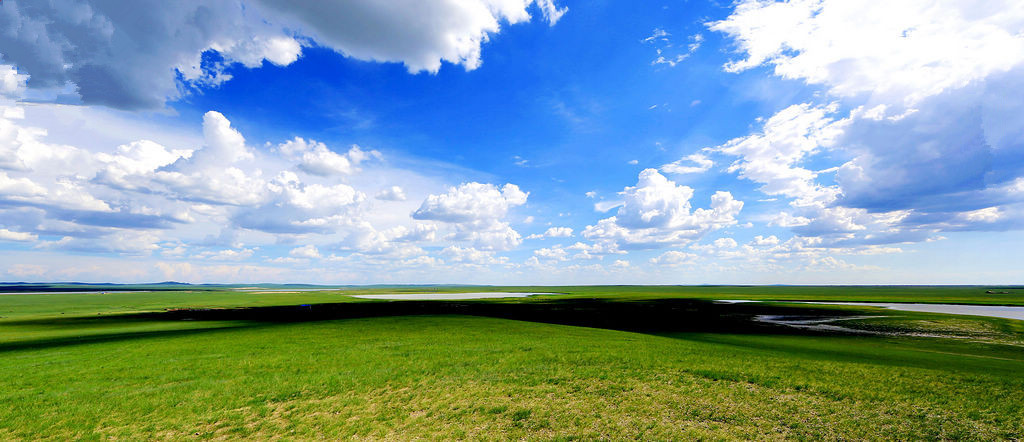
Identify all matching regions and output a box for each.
[1,287,1022,439]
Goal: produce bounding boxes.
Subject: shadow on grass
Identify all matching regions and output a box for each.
[146,298,870,335]
[0,298,882,353]
[0,323,257,353]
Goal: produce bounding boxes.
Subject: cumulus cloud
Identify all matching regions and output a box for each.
[708,0,1024,244]
[710,0,1024,106]
[649,250,696,266]
[534,246,569,261]
[413,182,528,250]
[414,182,527,223]
[525,226,573,239]
[0,64,28,99]
[150,123,264,206]
[715,103,846,207]
[440,245,507,265]
[0,98,458,270]
[232,172,365,234]
[582,169,742,249]
[277,138,380,176]
[0,0,565,109]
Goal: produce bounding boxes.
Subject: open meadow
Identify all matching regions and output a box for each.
[1,285,1023,439]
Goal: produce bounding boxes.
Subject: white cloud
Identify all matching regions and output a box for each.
[582,169,743,249]
[526,226,573,239]
[660,153,713,175]
[289,244,321,259]
[375,186,407,201]
[716,103,846,207]
[960,207,1002,223]
[278,138,380,176]
[439,245,507,265]
[710,0,1024,238]
[0,171,45,198]
[414,182,527,223]
[413,182,527,250]
[649,250,696,266]
[566,241,623,260]
[645,29,703,67]
[615,169,741,231]
[0,228,36,242]
[751,235,780,246]
[95,140,191,190]
[193,248,256,261]
[0,64,28,99]
[387,223,438,243]
[0,100,455,268]
[713,238,738,249]
[37,231,161,255]
[149,111,266,206]
[0,0,565,109]
[269,172,363,211]
[594,200,623,213]
[710,0,1024,106]
[534,246,569,261]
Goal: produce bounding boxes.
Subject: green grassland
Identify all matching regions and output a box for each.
[1,286,1023,439]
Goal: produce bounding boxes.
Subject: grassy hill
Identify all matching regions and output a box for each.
[1,286,1022,439]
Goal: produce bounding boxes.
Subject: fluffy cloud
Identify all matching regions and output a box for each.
[277,138,380,176]
[414,182,527,223]
[440,245,507,266]
[0,64,27,98]
[710,0,1024,243]
[0,0,565,109]
[533,246,569,261]
[232,174,365,234]
[0,99,452,267]
[715,103,845,207]
[582,169,742,249]
[526,226,573,239]
[711,0,1024,106]
[649,250,696,266]
[413,182,528,250]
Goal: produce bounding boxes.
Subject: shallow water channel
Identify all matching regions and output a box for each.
[720,300,1024,321]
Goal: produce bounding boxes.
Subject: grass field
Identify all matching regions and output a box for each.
[1,286,1023,439]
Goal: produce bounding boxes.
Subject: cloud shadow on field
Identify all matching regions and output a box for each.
[0,298,883,354]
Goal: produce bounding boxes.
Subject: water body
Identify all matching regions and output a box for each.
[754,315,884,334]
[718,300,1024,321]
[351,292,550,300]
[792,302,1024,321]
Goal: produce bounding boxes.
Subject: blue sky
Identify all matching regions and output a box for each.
[0,0,1022,284]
